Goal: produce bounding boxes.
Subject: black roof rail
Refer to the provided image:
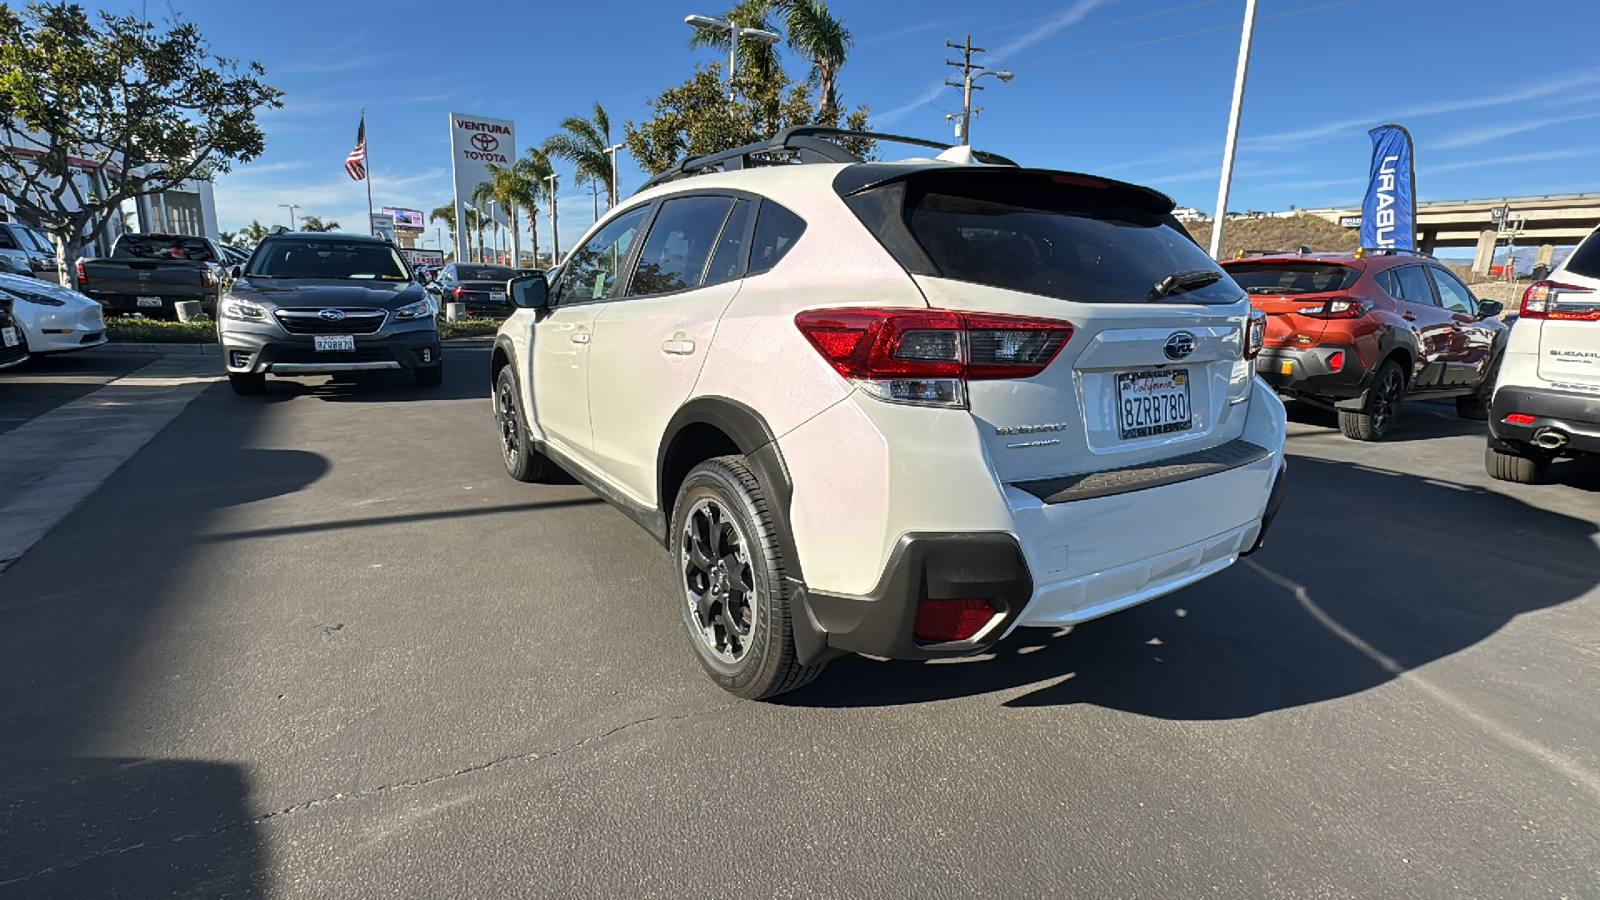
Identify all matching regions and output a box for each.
[636,126,1019,192]
[1354,247,1434,259]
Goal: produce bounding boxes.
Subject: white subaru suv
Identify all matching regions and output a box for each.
[491,128,1287,699]
[1486,224,1600,483]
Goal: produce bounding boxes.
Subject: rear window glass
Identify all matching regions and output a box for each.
[1226,262,1358,295]
[248,238,410,280]
[849,172,1241,305]
[458,266,514,281]
[749,201,805,275]
[1565,229,1600,279]
[115,235,216,262]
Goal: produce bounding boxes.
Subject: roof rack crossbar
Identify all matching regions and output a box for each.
[636,126,1019,192]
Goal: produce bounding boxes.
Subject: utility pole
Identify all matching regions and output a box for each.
[1208,0,1259,261]
[544,173,560,266]
[943,36,1013,146]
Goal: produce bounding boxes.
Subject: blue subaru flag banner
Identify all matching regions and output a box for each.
[1359,124,1416,250]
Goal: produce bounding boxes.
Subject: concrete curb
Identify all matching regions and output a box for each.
[93,336,493,356]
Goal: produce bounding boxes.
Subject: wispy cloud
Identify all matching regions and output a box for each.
[1431,112,1600,150]
[1423,147,1599,175]
[859,19,962,46]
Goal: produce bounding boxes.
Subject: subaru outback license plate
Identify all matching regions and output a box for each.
[313,334,356,352]
[1116,369,1192,440]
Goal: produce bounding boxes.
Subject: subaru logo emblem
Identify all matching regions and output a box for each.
[1164,331,1196,361]
[319,309,346,322]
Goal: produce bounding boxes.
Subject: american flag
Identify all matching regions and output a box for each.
[345,116,367,181]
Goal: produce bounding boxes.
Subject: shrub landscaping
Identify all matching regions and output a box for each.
[104,316,501,342]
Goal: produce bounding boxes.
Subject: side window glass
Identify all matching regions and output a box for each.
[748,201,806,275]
[627,195,735,297]
[1429,267,1475,314]
[703,199,752,287]
[24,228,53,253]
[1393,265,1437,306]
[1372,269,1394,298]
[553,205,649,305]
[0,229,16,251]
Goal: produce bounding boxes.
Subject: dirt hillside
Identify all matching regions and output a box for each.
[1181,214,1359,259]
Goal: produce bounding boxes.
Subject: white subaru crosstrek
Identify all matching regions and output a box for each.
[1486,224,1600,483]
[492,128,1287,699]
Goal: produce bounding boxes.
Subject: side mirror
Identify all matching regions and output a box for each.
[509,273,550,310]
[228,264,242,280]
[1477,299,1504,318]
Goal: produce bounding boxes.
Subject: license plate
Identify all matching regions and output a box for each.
[1115,369,1192,440]
[2,326,17,347]
[314,334,356,352]
[136,297,163,307]
[491,291,506,303]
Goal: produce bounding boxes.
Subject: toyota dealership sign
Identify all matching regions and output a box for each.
[448,112,515,253]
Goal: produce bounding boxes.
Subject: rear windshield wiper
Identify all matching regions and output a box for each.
[1148,269,1223,301]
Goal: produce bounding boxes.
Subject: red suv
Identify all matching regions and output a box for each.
[1221,250,1507,440]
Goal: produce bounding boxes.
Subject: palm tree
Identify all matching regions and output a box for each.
[481,149,554,267]
[430,203,483,263]
[541,103,618,210]
[777,0,853,116]
[468,181,497,263]
[299,215,340,233]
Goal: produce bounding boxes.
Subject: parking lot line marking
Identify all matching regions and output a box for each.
[1244,559,1600,800]
[0,356,218,575]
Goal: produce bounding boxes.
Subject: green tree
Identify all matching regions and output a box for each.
[298,215,339,232]
[220,218,269,247]
[623,63,870,177]
[541,103,618,210]
[0,3,282,274]
[430,202,485,262]
[482,149,552,266]
[686,0,783,93]
[776,0,853,115]
[468,180,496,263]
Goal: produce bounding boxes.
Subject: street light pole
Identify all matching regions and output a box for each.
[605,142,625,210]
[1208,0,1259,261]
[544,173,560,266]
[278,203,299,230]
[686,14,782,103]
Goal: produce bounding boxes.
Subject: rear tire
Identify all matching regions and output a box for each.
[494,366,559,482]
[1485,444,1548,484]
[414,361,444,388]
[1338,359,1406,441]
[228,372,265,396]
[671,456,823,700]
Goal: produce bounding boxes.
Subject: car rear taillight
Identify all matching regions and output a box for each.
[913,598,998,643]
[452,286,464,297]
[1522,281,1599,320]
[1244,308,1266,360]
[200,268,216,288]
[74,260,86,287]
[1295,297,1372,319]
[794,307,1073,408]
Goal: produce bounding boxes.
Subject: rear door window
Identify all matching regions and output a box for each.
[1391,265,1438,306]
[0,229,16,251]
[703,199,753,286]
[1227,262,1359,295]
[626,195,735,296]
[846,170,1241,304]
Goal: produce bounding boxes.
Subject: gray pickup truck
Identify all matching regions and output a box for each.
[75,233,227,319]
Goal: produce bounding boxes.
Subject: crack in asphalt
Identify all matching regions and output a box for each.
[0,700,743,887]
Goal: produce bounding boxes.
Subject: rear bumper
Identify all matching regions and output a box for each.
[1255,343,1369,400]
[88,292,216,316]
[1489,386,1600,455]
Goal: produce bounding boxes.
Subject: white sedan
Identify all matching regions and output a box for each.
[0,272,107,354]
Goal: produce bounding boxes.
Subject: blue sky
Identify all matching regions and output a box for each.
[92,0,1600,253]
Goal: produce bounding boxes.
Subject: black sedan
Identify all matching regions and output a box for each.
[425,263,517,318]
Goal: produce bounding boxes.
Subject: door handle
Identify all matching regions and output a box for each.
[662,336,696,355]
[571,331,590,345]
[1401,312,1417,321]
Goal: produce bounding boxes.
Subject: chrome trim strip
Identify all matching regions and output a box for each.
[267,361,401,373]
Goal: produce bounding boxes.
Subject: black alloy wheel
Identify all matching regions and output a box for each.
[1339,359,1405,441]
[494,366,557,482]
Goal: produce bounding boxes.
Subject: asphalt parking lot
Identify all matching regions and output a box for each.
[2,345,1598,898]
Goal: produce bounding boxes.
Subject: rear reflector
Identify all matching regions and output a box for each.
[1504,413,1536,424]
[913,598,998,643]
[1327,350,1344,372]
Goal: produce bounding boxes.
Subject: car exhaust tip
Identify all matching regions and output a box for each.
[1532,428,1569,451]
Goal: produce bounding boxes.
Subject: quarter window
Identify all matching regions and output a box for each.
[627,195,735,297]
[554,205,649,305]
[1428,267,1476,314]
[748,201,806,275]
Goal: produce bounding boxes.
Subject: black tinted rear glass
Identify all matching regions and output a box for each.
[851,171,1240,304]
[1565,229,1600,279]
[115,235,216,262]
[458,266,514,281]
[1227,262,1359,294]
[248,238,409,280]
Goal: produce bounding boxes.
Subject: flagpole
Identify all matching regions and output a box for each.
[362,107,375,236]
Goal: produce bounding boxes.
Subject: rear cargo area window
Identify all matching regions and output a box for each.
[1228,262,1359,294]
[846,171,1242,305]
[1565,231,1600,279]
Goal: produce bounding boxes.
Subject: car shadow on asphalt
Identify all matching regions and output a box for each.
[1283,398,1486,443]
[777,456,1600,713]
[0,396,327,895]
[243,346,490,404]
